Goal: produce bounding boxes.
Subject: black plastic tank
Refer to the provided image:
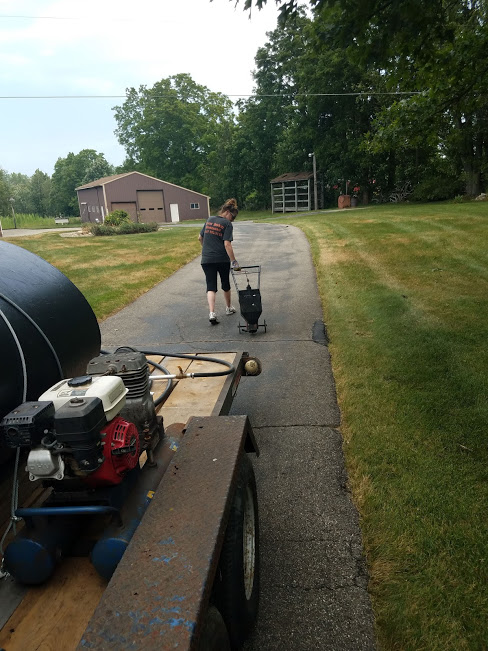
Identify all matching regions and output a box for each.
[0,241,101,430]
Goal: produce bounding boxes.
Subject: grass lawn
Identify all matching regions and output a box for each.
[6,202,488,649]
[292,202,488,651]
[1,214,82,229]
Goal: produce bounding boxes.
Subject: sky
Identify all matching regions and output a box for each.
[0,0,281,176]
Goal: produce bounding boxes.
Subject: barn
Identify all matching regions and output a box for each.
[76,172,210,224]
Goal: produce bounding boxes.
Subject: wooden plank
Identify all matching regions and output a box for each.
[146,355,193,410]
[0,558,106,651]
[160,353,237,427]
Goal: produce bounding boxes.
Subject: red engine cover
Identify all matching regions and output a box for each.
[84,416,140,487]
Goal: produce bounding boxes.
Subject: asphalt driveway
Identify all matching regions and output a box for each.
[99,221,377,650]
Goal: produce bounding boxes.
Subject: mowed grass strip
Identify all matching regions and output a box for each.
[7,228,202,320]
[296,202,488,650]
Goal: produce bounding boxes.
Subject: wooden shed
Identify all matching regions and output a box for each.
[270,172,315,213]
[76,172,210,224]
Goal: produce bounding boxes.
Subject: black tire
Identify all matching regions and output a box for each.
[214,454,260,649]
[198,606,231,651]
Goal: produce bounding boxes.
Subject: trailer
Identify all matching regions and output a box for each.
[0,242,262,650]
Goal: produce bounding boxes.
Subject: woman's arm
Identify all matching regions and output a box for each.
[224,239,236,262]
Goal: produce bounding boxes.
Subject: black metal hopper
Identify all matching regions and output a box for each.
[231,266,267,334]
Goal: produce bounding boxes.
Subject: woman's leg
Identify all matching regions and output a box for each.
[218,262,233,308]
[207,291,217,312]
[202,264,218,315]
[223,289,232,308]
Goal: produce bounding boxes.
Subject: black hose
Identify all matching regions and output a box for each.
[138,350,235,377]
[109,346,235,378]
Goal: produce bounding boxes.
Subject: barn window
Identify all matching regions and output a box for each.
[190,202,200,209]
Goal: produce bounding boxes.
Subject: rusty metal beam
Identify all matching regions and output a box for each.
[78,414,255,650]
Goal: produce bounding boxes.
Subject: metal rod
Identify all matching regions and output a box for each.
[16,506,119,517]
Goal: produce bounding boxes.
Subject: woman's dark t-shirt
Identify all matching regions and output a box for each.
[200,216,234,264]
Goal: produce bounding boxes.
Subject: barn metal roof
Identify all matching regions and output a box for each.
[76,173,132,190]
[76,171,210,197]
[270,172,314,183]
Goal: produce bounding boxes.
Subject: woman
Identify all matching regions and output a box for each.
[198,198,240,324]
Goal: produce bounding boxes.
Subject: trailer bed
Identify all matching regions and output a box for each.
[0,352,246,651]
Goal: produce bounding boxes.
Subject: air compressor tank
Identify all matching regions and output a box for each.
[0,241,101,454]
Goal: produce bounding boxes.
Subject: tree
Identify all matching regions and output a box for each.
[313,0,488,196]
[228,0,488,197]
[113,74,235,197]
[7,172,31,214]
[29,169,52,216]
[0,169,11,217]
[230,10,312,208]
[51,150,113,215]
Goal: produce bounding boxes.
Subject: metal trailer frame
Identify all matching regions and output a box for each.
[79,414,257,650]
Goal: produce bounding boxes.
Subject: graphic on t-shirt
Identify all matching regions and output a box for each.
[204,221,225,238]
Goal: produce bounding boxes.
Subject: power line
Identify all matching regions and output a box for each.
[0,14,136,21]
[0,91,423,99]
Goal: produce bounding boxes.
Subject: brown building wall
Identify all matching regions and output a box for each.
[160,183,209,221]
[104,173,209,223]
[78,173,209,224]
[78,187,106,223]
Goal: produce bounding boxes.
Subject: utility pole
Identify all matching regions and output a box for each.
[308,152,318,211]
[9,197,17,229]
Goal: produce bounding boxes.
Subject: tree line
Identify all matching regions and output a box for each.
[1,0,486,216]
[0,150,114,218]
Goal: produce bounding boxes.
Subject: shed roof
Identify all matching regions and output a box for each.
[76,171,210,197]
[76,173,132,190]
[270,172,314,183]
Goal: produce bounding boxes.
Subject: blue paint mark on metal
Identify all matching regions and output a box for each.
[152,552,178,564]
[81,629,131,646]
[150,606,181,616]
[158,536,175,545]
[168,618,185,629]
[184,620,197,634]
[167,437,180,452]
[171,595,186,602]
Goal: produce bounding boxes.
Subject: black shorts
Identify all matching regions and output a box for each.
[202,262,231,293]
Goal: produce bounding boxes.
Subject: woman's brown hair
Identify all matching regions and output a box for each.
[219,198,238,217]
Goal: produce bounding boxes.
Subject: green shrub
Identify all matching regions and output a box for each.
[89,224,116,236]
[105,209,131,226]
[118,221,158,234]
[89,221,158,236]
[244,190,261,211]
[411,176,463,202]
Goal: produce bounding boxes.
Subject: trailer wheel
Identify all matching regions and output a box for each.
[198,606,230,651]
[214,454,259,649]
